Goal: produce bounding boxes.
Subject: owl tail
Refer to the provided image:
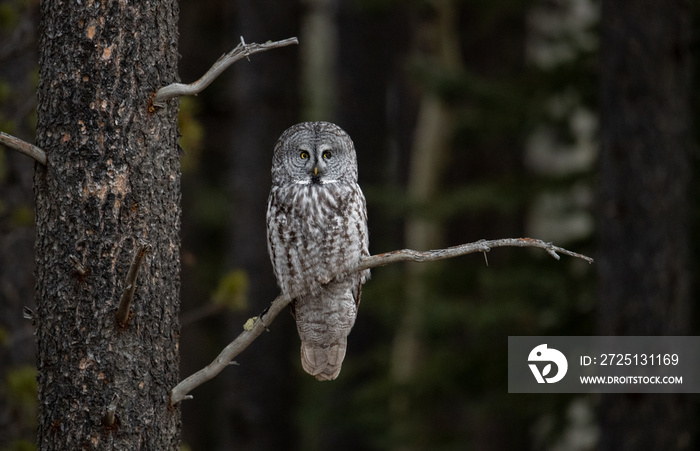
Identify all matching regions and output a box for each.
[300,338,347,381]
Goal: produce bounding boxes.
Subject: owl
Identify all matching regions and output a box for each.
[266,122,370,381]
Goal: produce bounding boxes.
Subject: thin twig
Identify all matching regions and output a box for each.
[153,37,299,105]
[22,306,34,323]
[115,243,151,327]
[0,131,47,165]
[170,237,592,405]
[180,303,226,328]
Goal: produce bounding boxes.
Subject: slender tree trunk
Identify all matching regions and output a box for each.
[389,1,460,448]
[597,0,693,449]
[214,1,301,449]
[300,0,338,120]
[0,4,39,446]
[34,1,181,449]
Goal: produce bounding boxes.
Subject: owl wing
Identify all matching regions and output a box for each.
[352,184,370,309]
[352,279,363,310]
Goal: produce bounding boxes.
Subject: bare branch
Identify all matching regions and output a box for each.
[180,303,225,327]
[153,37,299,104]
[115,243,151,327]
[170,237,592,405]
[22,306,34,322]
[170,294,289,405]
[69,254,88,277]
[0,131,47,166]
[354,238,594,272]
[101,394,119,429]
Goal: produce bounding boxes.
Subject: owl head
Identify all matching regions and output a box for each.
[271,122,359,187]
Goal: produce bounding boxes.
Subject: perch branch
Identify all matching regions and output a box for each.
[0,131,47,166]
[354,238,593,271]
[153,36,299,104]
[115,243,151,327]
[170,237,592,405]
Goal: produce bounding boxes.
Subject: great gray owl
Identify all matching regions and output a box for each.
[266,122,370,381]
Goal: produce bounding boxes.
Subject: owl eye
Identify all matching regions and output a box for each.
[300,151,310,160]
[322,151,332,159]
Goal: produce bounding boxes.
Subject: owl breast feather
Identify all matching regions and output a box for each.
[266,181,369,298]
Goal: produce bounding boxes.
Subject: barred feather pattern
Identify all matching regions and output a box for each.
[266,122,370,380]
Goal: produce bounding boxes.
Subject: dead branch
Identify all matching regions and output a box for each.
[170,237,592,405]
[153,36,299,104]
[115,243,151,327]
[0,131,47,165]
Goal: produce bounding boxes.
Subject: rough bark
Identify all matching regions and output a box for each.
[597,0,693,449]
[34,1,182,449]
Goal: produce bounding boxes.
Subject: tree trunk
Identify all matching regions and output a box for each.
[300,0,338,120]
[215,1,301,449]
[389,0,460,447]
[34,1,181,449]
[0,3,39,447]
[597,0,693,448]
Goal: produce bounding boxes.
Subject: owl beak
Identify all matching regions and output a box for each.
[310,166,322,184]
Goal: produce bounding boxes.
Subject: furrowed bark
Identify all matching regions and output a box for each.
[34,1,182,448]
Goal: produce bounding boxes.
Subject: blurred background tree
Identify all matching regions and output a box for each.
[0,1,39,449]
[597,0,694,449]
[0,0,697,450]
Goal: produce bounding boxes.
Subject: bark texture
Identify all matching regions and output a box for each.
[597,0,693,449]
[34,1,182,449]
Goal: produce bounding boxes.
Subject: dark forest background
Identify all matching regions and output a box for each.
[0,0,697,450]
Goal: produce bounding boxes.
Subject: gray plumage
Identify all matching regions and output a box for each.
[266,122,370,380]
